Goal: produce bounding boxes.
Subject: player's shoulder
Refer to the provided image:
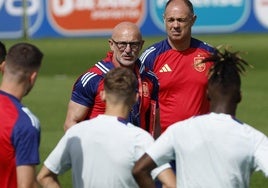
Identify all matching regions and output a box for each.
[89,61,115,76]
[65,119,95,136]
[0,90,21,108]
[140,39,171,60]
[74,71,102,89]
[127,123,153,138]
[76,61,115,86]
[0,92,37,127]
[20,107,40,131]
[149,38,170,49]
[191,37,216,53]
[0,92,38,131]
[166,114,207,131]
[229,118,268,147]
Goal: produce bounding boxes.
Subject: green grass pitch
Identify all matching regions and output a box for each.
[2,33,268,187]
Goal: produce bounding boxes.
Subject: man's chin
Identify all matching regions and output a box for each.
[170,34,182,40]
[120,60,135,67]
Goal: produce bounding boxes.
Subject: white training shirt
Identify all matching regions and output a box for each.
[44,115,169,188]
[146,112,268,188]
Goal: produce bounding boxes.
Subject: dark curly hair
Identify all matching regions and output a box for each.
[203,46,252,104]
[204,46,251,89]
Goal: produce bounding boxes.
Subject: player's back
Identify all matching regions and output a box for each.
[66,114,154,188]
[167,112,268,188]
[0,90,40,188]
[0,91,19,188]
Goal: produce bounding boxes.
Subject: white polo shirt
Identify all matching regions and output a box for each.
[44,115,169,188]
[147,113,268,188]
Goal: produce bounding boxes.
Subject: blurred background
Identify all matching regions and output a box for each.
[0,0,268,39]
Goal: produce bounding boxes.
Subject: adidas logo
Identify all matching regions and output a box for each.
[159,64,172,72]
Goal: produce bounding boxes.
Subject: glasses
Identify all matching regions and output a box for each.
[111,39,142,51]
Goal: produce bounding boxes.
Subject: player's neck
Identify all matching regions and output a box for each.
[210,102,237,116]
[168,37,191,51]
[105,104,130,119]
[0,80,24,101]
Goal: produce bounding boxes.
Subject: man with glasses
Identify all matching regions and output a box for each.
[63,22,161,139]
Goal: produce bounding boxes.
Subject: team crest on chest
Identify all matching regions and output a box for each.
[193,55,206,72]
[142,82,149,97]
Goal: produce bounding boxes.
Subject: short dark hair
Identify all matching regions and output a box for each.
[0,41,7,63]
[203,46,251,98]
[6,42,43,73]
[104,67,137,105]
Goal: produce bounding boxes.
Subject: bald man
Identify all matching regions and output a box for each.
[63,22,161,139]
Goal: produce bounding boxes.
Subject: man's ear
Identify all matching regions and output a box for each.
[0,61,6,74]
[30,71,38,85]
[191,14,197,26]
[100,90,106,101]
[108,39,115,52]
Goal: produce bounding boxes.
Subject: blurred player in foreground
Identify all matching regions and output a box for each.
[0,43,43,188]
[37,67,175,188]
[133,47,268,188]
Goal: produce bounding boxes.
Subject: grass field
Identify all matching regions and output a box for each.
[2,33,268,187]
